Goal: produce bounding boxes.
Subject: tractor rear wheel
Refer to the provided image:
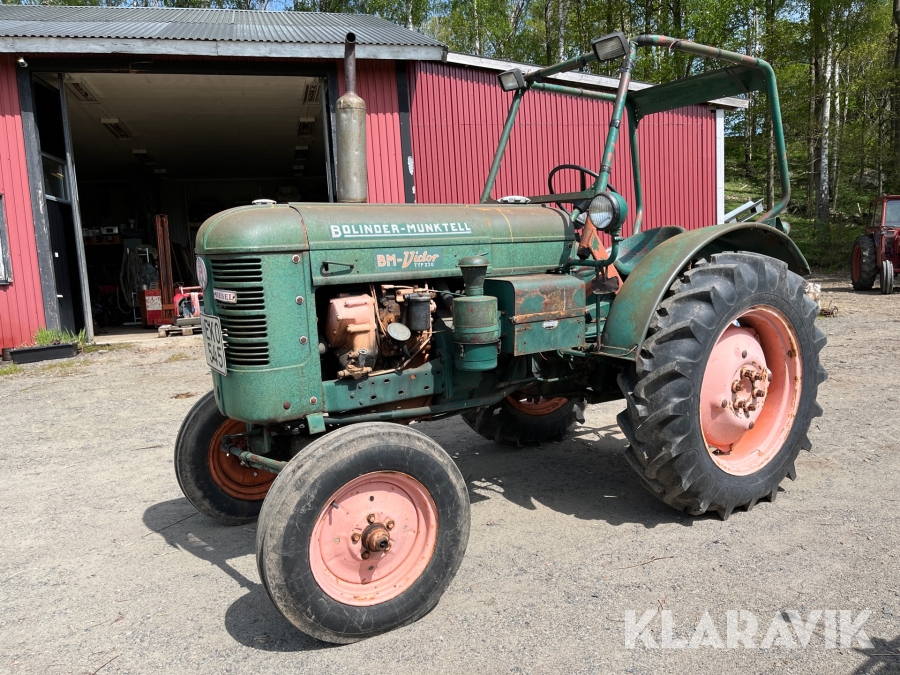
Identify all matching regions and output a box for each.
[617,252,827,520]
[174,391,275,525]
[462,393,585,447]
[256,422,470,644]
[880,260,894,295]
[851,234,877,290]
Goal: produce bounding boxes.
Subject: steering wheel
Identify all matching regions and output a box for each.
[548,163,600,196]
[547,164,617,212]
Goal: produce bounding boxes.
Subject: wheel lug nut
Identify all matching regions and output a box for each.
[385,519,395,530]
[749,421,755,429]
[361,550,370,559]
[753,388,765,398]
[351,532,361,543]
[367,513,376,524]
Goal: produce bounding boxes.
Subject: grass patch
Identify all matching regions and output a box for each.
[782,216,862,273]
[165,352,190,363]
[36,359,86,376]
[723,178,861,273]
[724,180,762,215]
[83,342,132,354]
[33,327,87,349]
[0,363,21,376]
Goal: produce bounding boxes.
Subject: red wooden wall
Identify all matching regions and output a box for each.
[338,59,405,204]
[0,56,44,350]
[408,61,717,236]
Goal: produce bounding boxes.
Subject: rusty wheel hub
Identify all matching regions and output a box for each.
[360,518,393,556]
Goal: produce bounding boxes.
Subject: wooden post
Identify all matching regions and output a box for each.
[155,215,175,322]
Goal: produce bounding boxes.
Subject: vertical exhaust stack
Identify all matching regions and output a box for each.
[336,32,367,203]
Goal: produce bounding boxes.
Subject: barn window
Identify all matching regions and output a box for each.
[0,194,10,284]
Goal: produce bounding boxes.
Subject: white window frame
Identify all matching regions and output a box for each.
[0,194,11,284]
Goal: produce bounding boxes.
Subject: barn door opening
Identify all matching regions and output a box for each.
[31,76,91,337]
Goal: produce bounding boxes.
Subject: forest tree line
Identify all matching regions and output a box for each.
[12,0,900,227]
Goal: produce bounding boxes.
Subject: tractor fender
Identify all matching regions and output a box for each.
[599,222,809,360]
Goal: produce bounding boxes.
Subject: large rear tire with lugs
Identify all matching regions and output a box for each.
[617,252,827,520]
[851,234,877,290]
[462,394,584,447]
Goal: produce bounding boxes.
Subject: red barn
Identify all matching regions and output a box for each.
[0,6,743,348]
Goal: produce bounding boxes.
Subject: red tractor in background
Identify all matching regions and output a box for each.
[851,196,900,294]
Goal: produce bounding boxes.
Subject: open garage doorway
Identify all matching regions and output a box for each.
[29,68,334,338]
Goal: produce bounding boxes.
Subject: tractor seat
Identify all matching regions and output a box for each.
[614,226,686,277]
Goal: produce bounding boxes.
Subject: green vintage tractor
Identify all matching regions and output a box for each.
[176,33,826,644]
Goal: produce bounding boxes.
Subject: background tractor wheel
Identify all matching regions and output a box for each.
[851,234,877,290]
[880,260,894,295]
[256,422,470,644]
[174,391,274,525]
[462,394,585,447]
[617,252,827,520]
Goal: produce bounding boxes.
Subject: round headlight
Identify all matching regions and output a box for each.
[195,256,208,289]
[587,193,618,231]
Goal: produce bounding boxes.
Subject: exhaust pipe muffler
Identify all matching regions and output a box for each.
[336,32,367,203]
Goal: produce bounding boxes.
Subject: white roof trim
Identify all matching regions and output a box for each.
[447,51,747,110]
[0,36,447,61]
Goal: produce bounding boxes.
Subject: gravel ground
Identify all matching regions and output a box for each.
[1,274,898,675]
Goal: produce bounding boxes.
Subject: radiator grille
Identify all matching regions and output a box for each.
[210,258,263,283]
[210,258,269,367]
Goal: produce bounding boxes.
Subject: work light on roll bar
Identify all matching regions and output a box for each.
[591,32,629,62]
[498,69,526,92]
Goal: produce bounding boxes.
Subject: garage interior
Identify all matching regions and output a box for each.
[32,70,332,334]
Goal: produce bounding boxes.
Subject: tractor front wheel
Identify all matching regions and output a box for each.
[174,391,275,525]
[851,234,877,290]
[462,393,584,447]
[256,422,470,644]
[618,252,827,520]
[880,260,895,295]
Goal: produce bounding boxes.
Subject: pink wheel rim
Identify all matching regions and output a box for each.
[506,393,569,415]
[309,471,438,607]
[699,306,802,476]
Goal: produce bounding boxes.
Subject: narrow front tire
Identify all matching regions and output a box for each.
[880,260,894,295]
[174,391,274,525]
[256,422,470,644]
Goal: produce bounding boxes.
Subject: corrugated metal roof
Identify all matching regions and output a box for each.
[0,5,444,47]
[446,52,747,110]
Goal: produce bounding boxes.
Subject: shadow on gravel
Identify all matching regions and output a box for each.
[142,414,691,652]
[143,498,332,653]
[852,634,900,674]
[420,418,694,529]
